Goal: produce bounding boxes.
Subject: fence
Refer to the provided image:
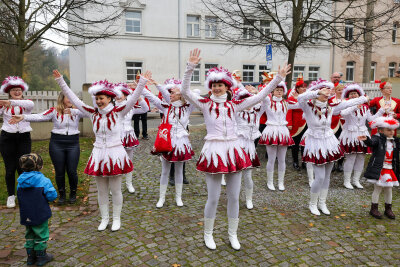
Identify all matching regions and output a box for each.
[0,91,82,113]
[357,83,381,98]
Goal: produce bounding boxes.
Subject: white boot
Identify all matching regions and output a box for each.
[111,204,122,231]
[221,175,226,186]
[125,172,135,193]
[245,188,253,210]
[309,192,320,215]
[343,172,354,189]
[175,183,183,207]
[97,204,109,231]
[267,171,275,191]
[228,218,241,250]
[352,171,364,189]
[306,163,314,188]
[204,218,216,250]
[156,184,168,208]
[278,171,285,191]
[318,190,330,215]
[6,195,16,208]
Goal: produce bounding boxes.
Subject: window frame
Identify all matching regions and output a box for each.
[126,61,143,82]
[187,15,201,38]
[370,62,377,82]
[293,65,306,82]
[242,19,256,40]
[205,63,218,79]
[393,23,398,44]
[389,62,397,77]
[308,66,320,81]
[346,61,355,82]
[191,63,201,84]
[243,65,255,83]
[345,20,354,42]
[258,65,269,83]
[205,16,218,39]
[125,10,142,34]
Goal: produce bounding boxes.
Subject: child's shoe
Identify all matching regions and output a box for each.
[26,248,36,265]
[369,203,383,219]
[384,203,395,219]
[35,250,53,266]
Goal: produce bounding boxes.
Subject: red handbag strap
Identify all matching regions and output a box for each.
[164,105,172,124]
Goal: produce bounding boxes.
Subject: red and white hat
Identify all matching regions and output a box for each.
[276,81,288,94]
[88,80,122,98]
[1,76,29,94]
[233,87,253,100]
[307,78,334,91]
[369,117,400,129]
[114,83,132,96]
[205,67,234,90]
[164,78,182,91]
[342,83,365,99]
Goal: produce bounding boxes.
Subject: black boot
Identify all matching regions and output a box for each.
[26,248,36,265]
[169,175,175,186]
[182,163,189,184]
[69,190,77,204]
[35,250,53,266]
[301,162,306,169]
[293,162,300,171]
[337,161,344,172]
[58,190,66,205]
[369,203,383,219]
[384,203,396,219]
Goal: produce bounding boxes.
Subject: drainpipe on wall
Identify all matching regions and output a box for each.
[178,0,182,77]
[331,1,337,74]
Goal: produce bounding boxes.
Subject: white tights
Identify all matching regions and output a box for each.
[160,158,184,185]
[266,146,287,172]
[371,184,392,204]
[242,169,253,190]
[96,175,123,206]
[310,163,334,194]
[343,153,365,173]
[204,172,241,218]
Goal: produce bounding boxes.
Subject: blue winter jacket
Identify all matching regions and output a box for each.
[17,171,57,226]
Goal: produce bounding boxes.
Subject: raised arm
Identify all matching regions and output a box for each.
[53,70,94,117]
[332,96,368,115]
[367,107,385,121]
[119,73,149,117]
[340,105,358,117]
[134,98,150,113]
[156,83,171,104]
[141,89,166,112]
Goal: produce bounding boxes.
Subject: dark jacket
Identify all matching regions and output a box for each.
[363,133,400,181]
[17,171,57,226]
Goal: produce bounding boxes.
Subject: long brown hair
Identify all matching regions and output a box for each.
[56,92,70,115]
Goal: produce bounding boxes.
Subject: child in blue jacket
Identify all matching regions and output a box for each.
[17,153,57,266]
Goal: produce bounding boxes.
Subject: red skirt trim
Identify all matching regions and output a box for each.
[302,149,344,165]
[196,148,252,174]
[84,157,133,176]
[250,154,261,168]
[258,136,295,146]
[341,142,372,154]
[122,135,139,148]
[162,145,195,162]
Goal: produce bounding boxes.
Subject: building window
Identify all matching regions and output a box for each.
[346,61,355,81]
[393,23,398,44]
[243,65,255,82]
[125,11,142,33]
[259,65,268,82]
[389,62,397,77]
[260,20,271,36]
[308,66,320,81]
[187,15,200,37]
[370,62,376,82]
[345,20,354,41]
[205,17,217,38]
[293,66,305,81]
[242,19,256,39]
[191,64,201,83]
[205,64,218,78]
[126,62,142,81]
[310,23,320,43]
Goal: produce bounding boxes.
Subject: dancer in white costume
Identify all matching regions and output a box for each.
[233,86,263,209]
[297,79,367,216]
[114,83,149,193]
[142,78,195,208]
[258,80,298,191]
[180,49,291,250]
[53,69,149,231]
[339,84,385,189]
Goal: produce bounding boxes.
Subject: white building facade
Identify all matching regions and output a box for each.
[69,0,333,93]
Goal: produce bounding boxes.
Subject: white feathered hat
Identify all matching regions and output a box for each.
[114,82,132,96]
[233,87,253,100]
[205,67,234,90]
[369,117,400,129]
[88,80,122,98]
[1,76,29,94]
[164,78,182,91]
[307,78,334,91]
[275,81,288,94]
[342,83,365,98]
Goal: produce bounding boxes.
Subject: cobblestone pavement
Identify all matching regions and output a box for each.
[1,126,399,266]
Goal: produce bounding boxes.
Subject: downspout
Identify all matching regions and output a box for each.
[331,1,337,74]
[178,0,182,77]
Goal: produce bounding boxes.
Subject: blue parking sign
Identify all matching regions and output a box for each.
[266,44,272,61]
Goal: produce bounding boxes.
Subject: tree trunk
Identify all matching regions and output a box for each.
[16,0,26,77]
[362,0,374,83]
[16,45,24,77]
[286,47,297,89]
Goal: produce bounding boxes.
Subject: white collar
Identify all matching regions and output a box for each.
[210,93,227,103]
[98,103,114,114]
[272,96,282,101]
[171,100,183,107]
[315,99,328,109]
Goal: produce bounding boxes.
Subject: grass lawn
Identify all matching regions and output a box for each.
[0,137,95,206]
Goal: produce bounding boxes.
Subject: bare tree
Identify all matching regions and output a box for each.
[0,0,128,76]
[202,0,400,87]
